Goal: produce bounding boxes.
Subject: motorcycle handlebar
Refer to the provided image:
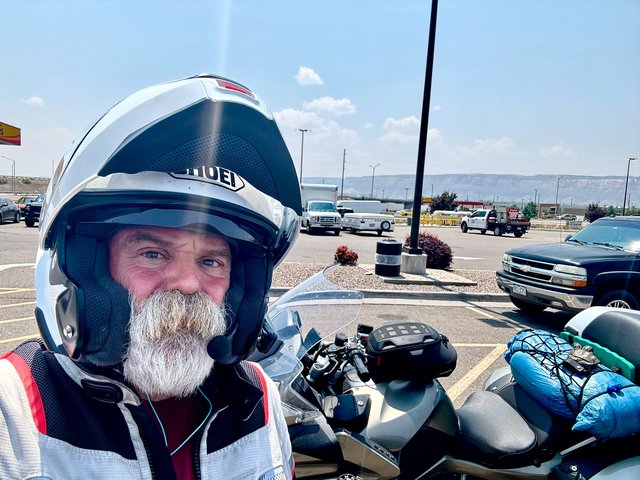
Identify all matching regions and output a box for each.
[349,349,371,383]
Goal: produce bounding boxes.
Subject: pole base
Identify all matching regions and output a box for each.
[402,246,423,255]
[401,252,428,274]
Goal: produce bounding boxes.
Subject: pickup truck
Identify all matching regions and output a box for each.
[23,192,45,228]
[497,216,640,313]
[460,207,529,237]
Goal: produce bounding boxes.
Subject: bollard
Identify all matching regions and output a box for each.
[375,238,402,276]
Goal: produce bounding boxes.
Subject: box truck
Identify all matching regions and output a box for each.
[300,183,342,235]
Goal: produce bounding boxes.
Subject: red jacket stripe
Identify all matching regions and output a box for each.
[5,352,47,434]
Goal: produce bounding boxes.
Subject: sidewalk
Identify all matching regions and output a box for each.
[270,262,509,302]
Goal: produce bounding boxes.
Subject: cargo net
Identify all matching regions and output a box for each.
[505,329,609,418]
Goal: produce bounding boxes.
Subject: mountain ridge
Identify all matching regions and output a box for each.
[304,173,634,207]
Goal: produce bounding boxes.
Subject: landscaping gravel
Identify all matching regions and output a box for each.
[272,262,502,294]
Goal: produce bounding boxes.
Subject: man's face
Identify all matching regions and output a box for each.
[108,226,232,400]
[109,226,232,307]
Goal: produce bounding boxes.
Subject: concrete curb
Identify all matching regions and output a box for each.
[268,287,509,302]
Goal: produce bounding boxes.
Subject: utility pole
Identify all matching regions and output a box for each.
[623,157,637,215]
[555,175,566,218]
[1,156,16,195]
[340,148,346,198]
[295,128,310,183]
[369,163,380,199]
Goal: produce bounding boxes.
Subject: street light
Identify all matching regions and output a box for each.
[369,163,380,199]
[404,187,410,203]
[623,157,637,216]
[1,156,16,195]
[555,175,566,218]
[295,129,310,183]
[430,183,434,198]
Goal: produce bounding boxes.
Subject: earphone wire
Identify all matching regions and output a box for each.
[146,386,213,456]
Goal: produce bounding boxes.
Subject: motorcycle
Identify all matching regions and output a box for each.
[251,266,640,479]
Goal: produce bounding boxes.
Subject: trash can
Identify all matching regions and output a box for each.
[406,217,412,226]
[375,238,402,276]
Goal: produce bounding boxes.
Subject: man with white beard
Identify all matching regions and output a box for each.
[0,75,301,479]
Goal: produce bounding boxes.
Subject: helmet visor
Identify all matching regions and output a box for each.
[74,207,273,258]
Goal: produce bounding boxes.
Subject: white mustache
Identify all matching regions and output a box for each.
[123,290,227,399]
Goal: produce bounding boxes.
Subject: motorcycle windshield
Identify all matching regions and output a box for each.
[260,265,363,423]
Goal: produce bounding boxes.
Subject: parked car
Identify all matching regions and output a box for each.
[556,213,578,221]
[23,192,45,228]
[497,216,640,313]
[16,194,39,215]
[0,198,20,224]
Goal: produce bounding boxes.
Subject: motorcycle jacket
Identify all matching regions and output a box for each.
[0,340,294,480]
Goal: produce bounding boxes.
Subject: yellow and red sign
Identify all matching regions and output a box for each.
[0,122,21,146]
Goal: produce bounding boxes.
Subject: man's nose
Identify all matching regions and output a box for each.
[164,261,202,294]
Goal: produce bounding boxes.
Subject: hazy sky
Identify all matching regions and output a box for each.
[2,1,639,180]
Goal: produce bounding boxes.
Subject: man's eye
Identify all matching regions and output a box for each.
[143,251,160,259]
[201,258,221,267]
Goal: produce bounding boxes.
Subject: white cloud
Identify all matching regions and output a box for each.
[458,136,515,156]
[538,144,574,157]
[433,105,442,111]
[274,108,357,142]
[363,123,373,129]
[379,115,420,144]
[274,108,323,130]
[295,67,323,86]
[23,96,45,107]
[302,96,355,116]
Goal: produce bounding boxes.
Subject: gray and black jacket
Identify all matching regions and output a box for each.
[0,340,293,480]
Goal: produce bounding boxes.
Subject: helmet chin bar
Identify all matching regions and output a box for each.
[209,254,273,365]
[56,234,132,367]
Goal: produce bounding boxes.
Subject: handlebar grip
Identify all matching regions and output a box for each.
[351,352,371,382]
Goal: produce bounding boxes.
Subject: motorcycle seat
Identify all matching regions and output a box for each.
[455,390,538,469]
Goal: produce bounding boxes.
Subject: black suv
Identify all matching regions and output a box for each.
[24,192,45,228]
[497,216,640,312]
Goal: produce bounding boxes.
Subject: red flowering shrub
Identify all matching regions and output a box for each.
[334,245,359,266]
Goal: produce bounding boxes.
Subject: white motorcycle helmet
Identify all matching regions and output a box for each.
[35,74,301,369]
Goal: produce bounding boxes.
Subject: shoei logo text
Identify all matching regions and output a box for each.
[170,166,245,191]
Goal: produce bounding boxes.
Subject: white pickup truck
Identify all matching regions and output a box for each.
[460,207,530,237]
[342,213,395,236]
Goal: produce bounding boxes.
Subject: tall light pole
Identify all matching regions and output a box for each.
[369,163,380,199]
[295,129,310,183]
[555,175,566,218]
[340,148,346,198]
[404,187,410,203]
[430,183,434,198]
[1,156,16,195]
[623,157,637,216]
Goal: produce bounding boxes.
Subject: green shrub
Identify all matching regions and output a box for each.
[404,231,453,269]
[334,245,359,266]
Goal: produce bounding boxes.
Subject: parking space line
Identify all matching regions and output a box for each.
[0,288,35,295]
[0,316,34,325]
[0,334,38,345]
[465,306,495,319]
[0,301,36,308]
[447,344,506,403]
